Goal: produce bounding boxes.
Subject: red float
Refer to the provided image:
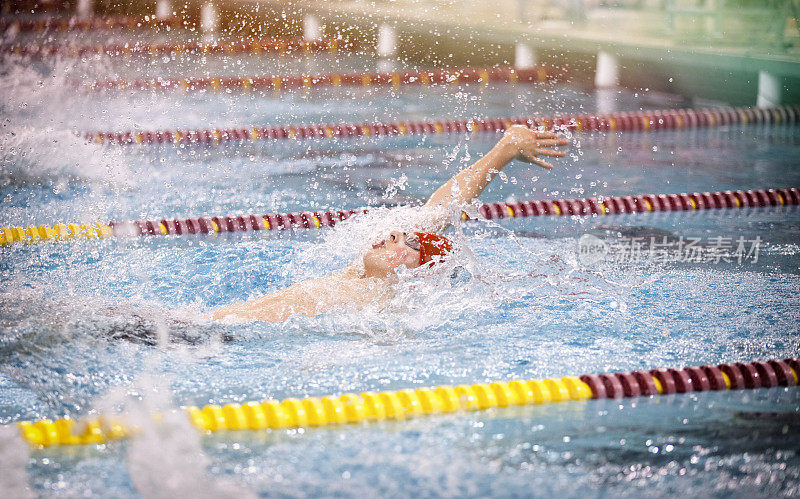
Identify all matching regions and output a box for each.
[579,374,607,399]
[683,366,711,392]
[699,365,726,390]
[631,371,658,396]
[752,361,779,388]
[667,368,693,393]
[767,360,796,386]
[718,363,746,389]
[144,221,161,235]
[197,218,214,234]
[611,372,641,398]
[597,374,625,398]
[649,369,677,394]
[159,219,177,234]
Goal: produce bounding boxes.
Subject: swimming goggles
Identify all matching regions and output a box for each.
[403,233,421,252]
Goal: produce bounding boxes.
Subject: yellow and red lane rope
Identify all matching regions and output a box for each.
[1,37,346,58]
[81,65,553,94]
[2,188,798,247]
[0,15,179,33]
[82,105,799,146]
[11,358,799,448]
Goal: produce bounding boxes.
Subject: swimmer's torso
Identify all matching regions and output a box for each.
[211,266,392,322]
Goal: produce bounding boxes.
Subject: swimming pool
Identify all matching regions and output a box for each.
[1,26,799,497]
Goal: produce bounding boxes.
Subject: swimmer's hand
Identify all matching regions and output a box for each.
[502,125,569,170]
[424,124,568,212]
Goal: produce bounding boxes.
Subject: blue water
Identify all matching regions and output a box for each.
[1,29,799,497]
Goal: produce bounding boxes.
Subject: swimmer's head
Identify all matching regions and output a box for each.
[415,232,453,266]
[363,231,453,278]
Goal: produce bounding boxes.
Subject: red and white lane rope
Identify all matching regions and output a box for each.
[1,37,348,58]
[2,188,797,246]
[81,65,552,93]
[82,105,799,146]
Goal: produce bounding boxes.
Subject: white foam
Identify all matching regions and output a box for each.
[0,57,135,187]
[0,425,34,498]
[0,125,134,187]
[92,360,254,498]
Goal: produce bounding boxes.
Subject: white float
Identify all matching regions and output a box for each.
[156,0,172,20]
[304,14,323,40]
[377,24,397,58]
[76,0,93,18]
[594,50,619,89]
[514,43,537,69]
[757,71,782,108]
[200,2,218,33]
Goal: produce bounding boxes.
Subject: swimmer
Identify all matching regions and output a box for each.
[211,125,569,322]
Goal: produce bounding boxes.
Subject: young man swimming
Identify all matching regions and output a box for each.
[211,125,569,322]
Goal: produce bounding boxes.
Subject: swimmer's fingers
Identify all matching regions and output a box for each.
[515,151,554,169]
[532,158,554,169]
[535,148,567,157]
[514,149,560,167]
[536,138,570,147]
[534,131,560,139]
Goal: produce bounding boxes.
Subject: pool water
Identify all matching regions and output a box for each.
[1,27,799,497]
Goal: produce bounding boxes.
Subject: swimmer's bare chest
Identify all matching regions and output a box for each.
[211,267,392,322]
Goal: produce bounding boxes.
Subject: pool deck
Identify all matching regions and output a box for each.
[235,0,800,104]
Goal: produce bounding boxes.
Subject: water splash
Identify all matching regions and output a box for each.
[0,287,229,421]
[0,425,34,498]
[0,57,135,188]
[0,125,134,188]
[91,358,255,498]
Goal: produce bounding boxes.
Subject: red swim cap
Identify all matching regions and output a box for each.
[415,232,453,266]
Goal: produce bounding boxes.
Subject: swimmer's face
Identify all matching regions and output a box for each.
[363,231,421,277]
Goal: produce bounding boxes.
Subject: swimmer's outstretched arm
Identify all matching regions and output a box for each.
[424,125,568,209]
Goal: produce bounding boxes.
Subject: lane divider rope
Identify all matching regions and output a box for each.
[12,357,799,447]
[1,36,347,58]
[2,188,798,247]
[80,65,553,93]
[82,104,800,146]
[0,15,179,33]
